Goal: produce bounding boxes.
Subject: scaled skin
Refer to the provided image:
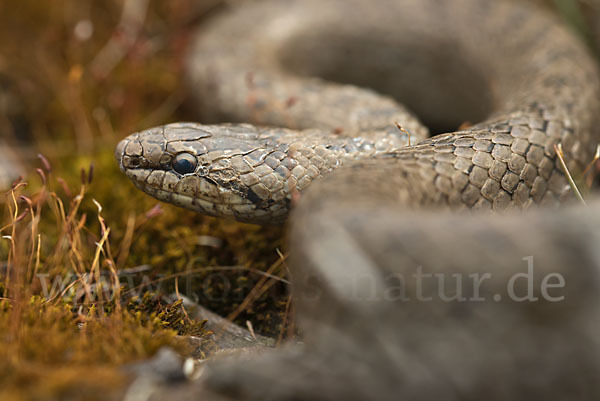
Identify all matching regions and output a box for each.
[116,0,600,399]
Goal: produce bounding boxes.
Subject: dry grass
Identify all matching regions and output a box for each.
[0,1,290,400]
[0,165,218,401]
[0,0,595,400]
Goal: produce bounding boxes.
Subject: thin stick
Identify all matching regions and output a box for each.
[554,143,586,205]
[395,122,411,146]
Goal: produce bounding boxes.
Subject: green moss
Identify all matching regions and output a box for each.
[0,298,179,401]
[127,292,208,336]
[0,1,290,400]
[0,133,288,400]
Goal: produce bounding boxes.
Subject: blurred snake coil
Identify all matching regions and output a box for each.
[115,0,600,400]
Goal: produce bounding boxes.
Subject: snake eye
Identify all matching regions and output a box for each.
[172,153,197,175]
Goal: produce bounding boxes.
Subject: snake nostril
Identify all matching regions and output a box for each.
[124,156,142,168]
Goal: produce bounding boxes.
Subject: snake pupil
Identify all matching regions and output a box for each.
[172,152,197,175]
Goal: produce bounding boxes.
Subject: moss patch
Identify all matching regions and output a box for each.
[0,1,291,400]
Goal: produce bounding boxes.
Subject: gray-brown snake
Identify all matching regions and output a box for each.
[115,0,600,399]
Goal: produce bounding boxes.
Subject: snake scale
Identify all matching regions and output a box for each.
[115,0,600,400]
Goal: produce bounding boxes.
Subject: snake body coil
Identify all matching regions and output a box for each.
[115,0,600,399]
[116,0,600,224]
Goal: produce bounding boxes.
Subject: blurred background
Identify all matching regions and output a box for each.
[0,2,292,400]
[0,0,596,400]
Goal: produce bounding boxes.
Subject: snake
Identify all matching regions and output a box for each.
[115,0,600,399]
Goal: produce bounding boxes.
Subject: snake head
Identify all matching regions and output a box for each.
[115,122,293,224]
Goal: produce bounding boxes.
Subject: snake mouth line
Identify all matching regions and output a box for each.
[126,169,286,222]
[130,175,239,218]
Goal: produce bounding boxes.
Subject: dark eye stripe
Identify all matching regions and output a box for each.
[173,153,197,174]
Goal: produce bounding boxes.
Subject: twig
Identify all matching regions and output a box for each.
[226,252,288,323]
[554,143,586,205]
